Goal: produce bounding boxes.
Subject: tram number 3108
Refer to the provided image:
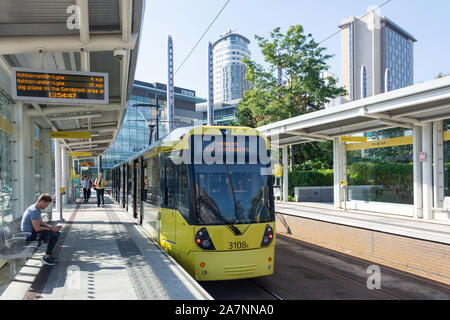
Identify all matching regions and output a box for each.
[228,241,248,250]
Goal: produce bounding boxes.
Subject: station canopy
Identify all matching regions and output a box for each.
[257,77,450,147]
[0,0,145,157]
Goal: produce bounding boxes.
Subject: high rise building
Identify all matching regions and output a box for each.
[339,12,417,101]
[213,31,251,103]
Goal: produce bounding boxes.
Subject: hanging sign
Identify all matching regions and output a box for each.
[340,136,367,142]
[51,131,91,139]
[11,67,108,104]
[69,152,93,157]
[346,136,413,151]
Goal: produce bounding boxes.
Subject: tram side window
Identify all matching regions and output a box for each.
[165,161,176,208]
[145,157,159,205]
[177,164,191,221]
[159,154,176,208]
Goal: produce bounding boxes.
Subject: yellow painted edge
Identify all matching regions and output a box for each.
[69,152,93,157]
[340,136,367,142]
[444,130,450,141]
[346,136,413,151]
[0,113,12,135]
[50,131,91,139]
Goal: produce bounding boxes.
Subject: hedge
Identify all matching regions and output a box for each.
[288,162,450,198]
[287,169,333,196]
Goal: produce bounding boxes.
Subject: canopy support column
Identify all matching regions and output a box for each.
[422,122,433,219]
[55,140,62,212]
[282,146,289,202]
[413,126,423,219]
[433,120,444,209]
[333,137,347,209]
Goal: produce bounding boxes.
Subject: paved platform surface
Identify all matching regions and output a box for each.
[275,202,450,244]
[1,195,212,300]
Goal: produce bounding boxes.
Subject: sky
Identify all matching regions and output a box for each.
[135,0,450,100]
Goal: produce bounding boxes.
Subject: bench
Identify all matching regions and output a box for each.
[0,214,50,280]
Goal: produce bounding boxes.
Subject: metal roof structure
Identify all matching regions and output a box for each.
[0,0,145,156]
[257,76,450,146]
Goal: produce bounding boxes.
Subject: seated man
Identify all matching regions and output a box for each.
[21,193,61,266]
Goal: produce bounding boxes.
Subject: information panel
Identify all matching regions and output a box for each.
[11,68,109,104]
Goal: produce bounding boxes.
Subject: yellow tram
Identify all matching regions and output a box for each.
[111,126,275,281]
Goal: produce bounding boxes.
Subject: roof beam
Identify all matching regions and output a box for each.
[76,0,90,44]
[67,138,112,147]
[121,0,133,42]
[288,130,332,140]
[27,103,122,116]
[359,107,422,126]
[0,33,138,55]
[47,113,102,121]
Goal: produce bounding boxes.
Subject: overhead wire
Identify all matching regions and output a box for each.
[318,0,392,45]
[174,0,231,75]
[278,0,393,83]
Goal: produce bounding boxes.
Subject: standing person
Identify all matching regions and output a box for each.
[86,176,93,203]
[21,193,61,266]
[93,172,107,208]
[80,175,86,202]
[82,175,92,203]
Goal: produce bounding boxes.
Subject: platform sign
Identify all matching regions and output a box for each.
[340,136,367,142]
[444,131,450,141]
[346,136,413,151]
[11,67,108,104]
[81,162,95,167]
[51,131,91,139]
[419,152,426,162]
[69,152,93,157]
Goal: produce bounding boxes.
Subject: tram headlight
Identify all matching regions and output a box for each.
[195,227,216,250]
[260,224,274,247]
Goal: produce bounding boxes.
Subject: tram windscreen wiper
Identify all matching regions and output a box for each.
[223,163,242,236]
[197,194,241,235]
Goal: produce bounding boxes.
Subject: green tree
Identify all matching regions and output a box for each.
[435,72,450,79]
[234,25,347,127]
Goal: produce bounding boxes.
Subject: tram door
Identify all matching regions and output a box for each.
[122,165,126,208]
[126,164,131,212]
[160,157,176,246]
[131,161,137,218]
[138,157,145,225]
[132,158,141,221]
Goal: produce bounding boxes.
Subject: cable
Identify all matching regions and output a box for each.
[318,0,392,44]
[174,0,231,75]
[277,0,393,83]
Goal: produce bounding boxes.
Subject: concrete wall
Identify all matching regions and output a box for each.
[276,214,450,285]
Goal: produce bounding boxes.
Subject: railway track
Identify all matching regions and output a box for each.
[202,234,450,300]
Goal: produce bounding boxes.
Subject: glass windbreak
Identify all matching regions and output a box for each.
[193,163,273,225]
[346,128,413,204]
[444,119,450,197]
[0,93,12,225]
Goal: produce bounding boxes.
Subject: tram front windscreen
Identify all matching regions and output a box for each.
[193,163,274,225]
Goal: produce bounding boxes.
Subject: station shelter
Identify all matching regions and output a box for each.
[257,77,450,221]
[0,0,145,227]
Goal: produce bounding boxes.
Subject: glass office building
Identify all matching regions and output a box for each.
[197,99,240,126]
[101,81,206,180]
[382,23,414,90]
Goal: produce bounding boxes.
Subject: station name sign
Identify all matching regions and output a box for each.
[11,68,109,104]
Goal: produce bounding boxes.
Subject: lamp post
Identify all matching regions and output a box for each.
[133,96,162,145]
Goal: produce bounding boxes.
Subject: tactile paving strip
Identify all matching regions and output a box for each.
[105,208,171,300]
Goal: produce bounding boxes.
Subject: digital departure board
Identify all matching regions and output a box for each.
[11,68,109,104]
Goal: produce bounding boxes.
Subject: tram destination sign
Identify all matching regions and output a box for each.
[11,67,109,104]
